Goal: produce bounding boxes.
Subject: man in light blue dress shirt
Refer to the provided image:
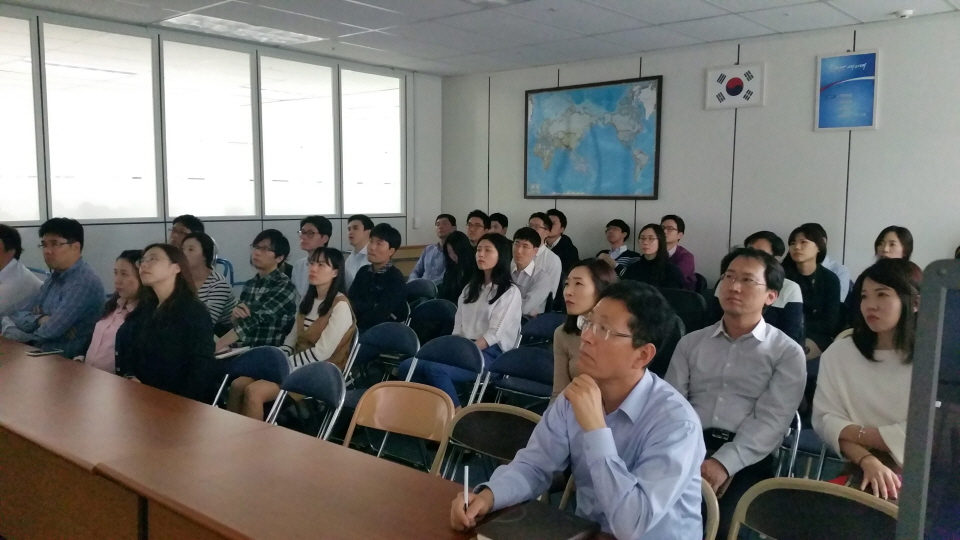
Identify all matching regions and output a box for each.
[451,281,705,540]
[408,213,455,284]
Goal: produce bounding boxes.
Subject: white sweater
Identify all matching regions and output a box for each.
[812,337,913,466]
[454,283,522,354]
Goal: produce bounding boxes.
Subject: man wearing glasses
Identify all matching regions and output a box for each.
[2,218,104,358]
[660,214,697,291]
[214,229,297,351]
[465,210,490,247]
[451,281,705,540]
[526,212,563,308]
[291,216,332,298]
[510,227,559,318]
[167,214,204,248]
[666,247,805,537]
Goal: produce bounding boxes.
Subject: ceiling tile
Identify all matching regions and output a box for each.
[292,39,418,67]
[194,1,368,39]
[348,0,481,19]
[254,0,415,30]
[489,36,629,65]
[497,0,649,35]
[389,20,517,52]
[949,0,960,9]
[741,2,859,32]
[663,13,775,41]
[704,0,815,13]
[596,25,703,51]
[434,8,583,45]
[6,0,185,24]
[582,0,729,24]
[441,52,525,73]
[339,30,467,58]
[390,57,463,75]
[827,0,956,22]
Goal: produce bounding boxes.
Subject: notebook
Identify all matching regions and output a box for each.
[474,501,600,540]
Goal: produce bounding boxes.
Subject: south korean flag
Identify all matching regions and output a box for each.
[705,63,764,109]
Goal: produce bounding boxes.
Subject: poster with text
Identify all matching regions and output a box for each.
[816,51,878,130]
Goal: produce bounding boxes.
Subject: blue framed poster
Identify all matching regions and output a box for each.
[816,50,879,130]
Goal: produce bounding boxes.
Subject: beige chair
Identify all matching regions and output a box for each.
[702,478,720,540]
[342,381,455,457]
[727,477,898,540]
[429,403,541,477]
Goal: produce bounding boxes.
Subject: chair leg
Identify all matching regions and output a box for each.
[418,440,431,471]
[442,446,459,480]
[265,391,287,424]
[376,433,391,458]
[211,375,229,407]
[815,444,828,480]
[559,477,575,511]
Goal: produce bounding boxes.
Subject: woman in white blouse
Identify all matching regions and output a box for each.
[227,247,355,420]
[400,233,521,407]
[813,258,919,501]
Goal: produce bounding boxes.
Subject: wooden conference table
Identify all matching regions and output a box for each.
[0,339,469,540]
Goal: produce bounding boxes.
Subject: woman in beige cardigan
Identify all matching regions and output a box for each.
[552,258,618,399]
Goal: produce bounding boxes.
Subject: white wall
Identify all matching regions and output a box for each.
[14,73,442,289]
[442,14,960,284]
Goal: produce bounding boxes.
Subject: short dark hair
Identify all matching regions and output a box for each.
[512,227,541,248]
[253,229,291,264]
[0,224,24,259]
[562,258,619,335]
[606,219,630,238]
[528,212,551,228]
[597,281,677,352]
[744,231,786,258]
[660,214,685,234]
[39,217,84,250]
[720,247,785,294]
[183,231,217,269]
[788,224,828,264]
[804,222,828,240]
[300,215,333,240]
[467,210,491,229]
[546,209,567,229]
[347,215,374,231]
[874,226,914,260]
[172,214,204,234]
[370,223,401,251]
[489,212,508,230]
[851,258,920,363]
[436,214,457,227]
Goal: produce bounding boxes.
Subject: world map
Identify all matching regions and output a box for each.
[525,78,660,198]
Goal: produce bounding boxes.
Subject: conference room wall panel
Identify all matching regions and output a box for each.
[442,14,960,283]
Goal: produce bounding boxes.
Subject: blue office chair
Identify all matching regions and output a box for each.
[517,312,566,348]
[27,267,51,281]
[485,347,554,403]
[405,335,486,407]
[407,298,457,345]
[265,361,346,440]
[343,322,420,409]
[215,257,236,286]
[406,278,438,310]
[210,347,290,406]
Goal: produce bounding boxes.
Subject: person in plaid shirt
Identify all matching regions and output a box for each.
[214,229,297,351]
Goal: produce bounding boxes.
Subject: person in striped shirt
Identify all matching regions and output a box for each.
[182,231,236,332]
[227,247,355,420]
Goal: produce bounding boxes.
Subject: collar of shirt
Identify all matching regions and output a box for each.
[369,262,394,274]
[352,244,368,257]
[536,243,549,258]
[608,245,627,259]
[52,257,86,280]
[710,318,769,343]
[668,246,678,257]
[545,236,559,249]
[610,370,654,424]
[254,267,285,285]
[510,259,536,277]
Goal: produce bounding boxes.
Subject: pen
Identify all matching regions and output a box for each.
[464,466,470,512]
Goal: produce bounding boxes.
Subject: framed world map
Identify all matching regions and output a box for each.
[524,76,662,200]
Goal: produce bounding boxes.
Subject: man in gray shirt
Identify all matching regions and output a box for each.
[666,247,805,537]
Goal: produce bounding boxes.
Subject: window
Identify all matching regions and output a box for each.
[163,41,254,217]
[260,56,335,216]
[0,17,40,222]
[44,24,157,219]
[340,70,402,215]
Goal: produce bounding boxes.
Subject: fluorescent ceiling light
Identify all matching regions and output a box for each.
[159,14,326,46]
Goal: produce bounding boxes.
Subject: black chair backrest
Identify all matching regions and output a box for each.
[229,347,290,383]
[657,287,707,332]
[408,299,457,344]
[647,315,684,378]
[742,486,897,540]
[695,273,708,294]
[520,312,566,342]
[280,362,345,409]
[354,322,420,368]
[487,347,553,387]
[415,335,484,373]
[450,410,539,463]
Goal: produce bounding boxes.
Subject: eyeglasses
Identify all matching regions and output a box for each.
[638,236,658,243]
[528,223,548,231]
[577,315,633,341]
[466,222,486,230]
[38,240,74,250]
[250,245,276,254]
[512,241,535,250]
[168,227,190,235]
[298,230,318,238]
[720,273,766,288]
[138,255,165,266]
[661,226,678,233]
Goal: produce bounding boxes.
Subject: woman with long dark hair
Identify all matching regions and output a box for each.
[783,223,841,358]
[227,248,356,420]
[874,226,914,261]
[438,230,476,303]
[182,231,236,329]
[813,258,919,501]
[399,233,522,407]
[620,224,684,289]
[115,243,219,403]
[552,258,618,399]
[76,250,146,373]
